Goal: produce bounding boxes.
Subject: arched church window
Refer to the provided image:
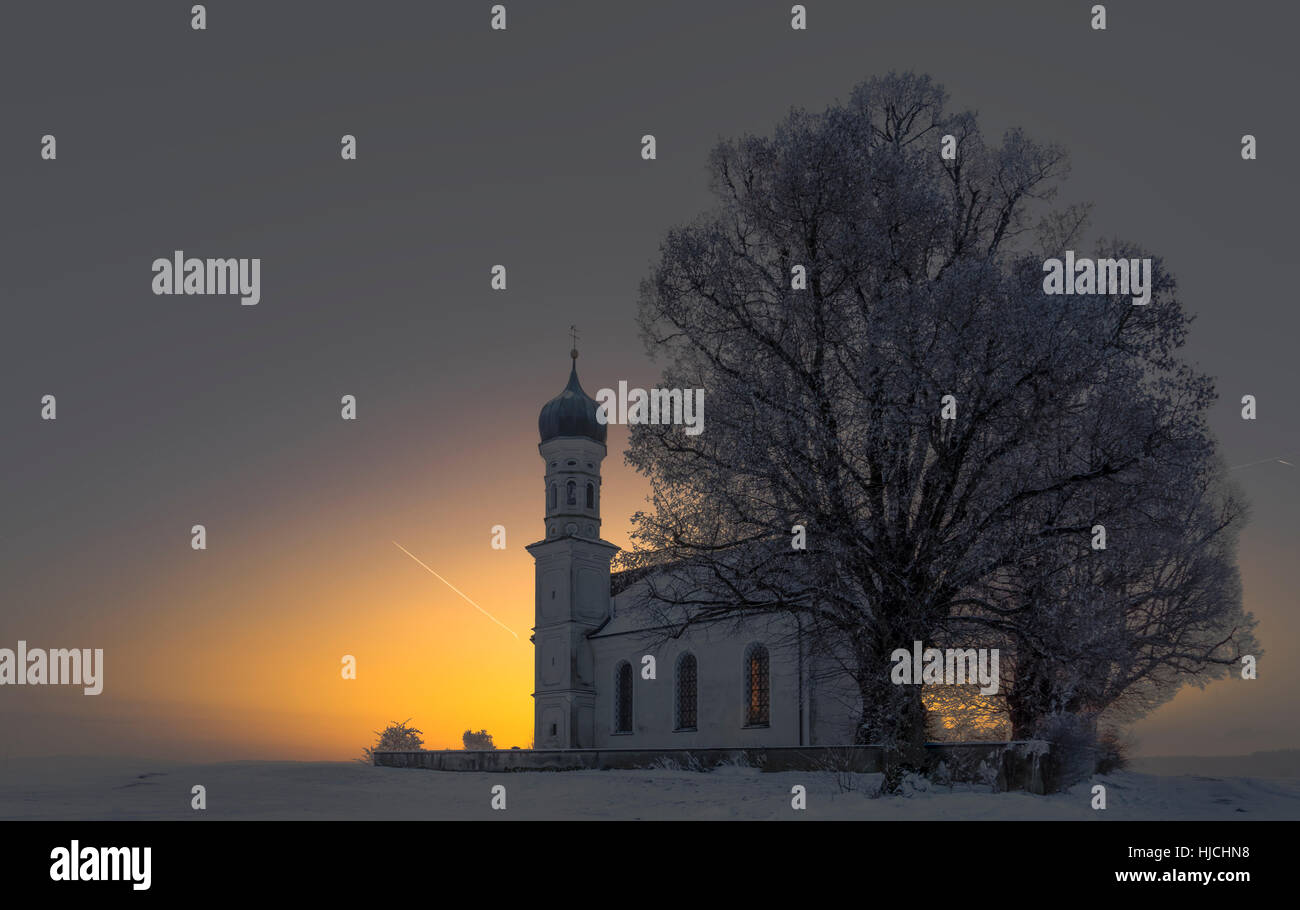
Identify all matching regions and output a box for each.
[566,480,576,506]
[743,644,769,727]
[548,483,557,510]
[614,661,633,733]
[585,482,594,509]
[675,653,697,731]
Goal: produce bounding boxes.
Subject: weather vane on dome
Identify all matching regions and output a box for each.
[569,324,580,359]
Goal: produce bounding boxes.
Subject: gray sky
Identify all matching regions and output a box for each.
[1,1,1296,759]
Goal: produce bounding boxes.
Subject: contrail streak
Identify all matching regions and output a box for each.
[392,541,519,640]
[1229,453,1300,471]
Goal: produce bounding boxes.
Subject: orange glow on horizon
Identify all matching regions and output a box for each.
[9,417,1285,762]
[4,419,648,763]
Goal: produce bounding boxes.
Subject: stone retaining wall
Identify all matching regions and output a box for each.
[373,741,1054,792]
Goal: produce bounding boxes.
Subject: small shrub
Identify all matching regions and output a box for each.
[1095,727,1130,774]
[462,729,496,750]
[1035,713,1098,789]
[931,760,952,788]
[361,718,424,763]
[881,762,908,795]
[812,745,868,793]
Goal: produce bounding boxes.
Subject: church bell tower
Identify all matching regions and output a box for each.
[525,347,619,749]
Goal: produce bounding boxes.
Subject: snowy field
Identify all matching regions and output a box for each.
[3,756,1299,820]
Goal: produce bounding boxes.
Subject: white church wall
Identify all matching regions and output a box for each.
[808,653,863,744]
[589,615,806,749]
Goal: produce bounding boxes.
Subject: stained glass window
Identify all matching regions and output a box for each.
[615,661,633,733]
[744,644,769,727]
[675,653,697,731]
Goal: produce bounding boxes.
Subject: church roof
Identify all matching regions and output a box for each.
[538,354,607,444]
[598,541,807,638]
[610,564,657,597]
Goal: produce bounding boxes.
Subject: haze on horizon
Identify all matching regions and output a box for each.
[1,0,1295,763]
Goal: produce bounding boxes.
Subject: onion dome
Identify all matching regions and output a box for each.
[538,351,607,444]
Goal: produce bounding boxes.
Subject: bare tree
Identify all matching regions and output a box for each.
[986,458,1256,742]
[620,72,1249,769]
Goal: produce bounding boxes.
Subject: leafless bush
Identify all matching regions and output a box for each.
[360,718,424,763]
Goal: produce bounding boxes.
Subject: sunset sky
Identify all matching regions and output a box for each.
[1,0,1296,762]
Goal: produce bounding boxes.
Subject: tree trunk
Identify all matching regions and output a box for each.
[1005,659,1064,741]
[853,635,930,782]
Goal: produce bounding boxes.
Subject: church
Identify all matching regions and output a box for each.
[527,352,861,751]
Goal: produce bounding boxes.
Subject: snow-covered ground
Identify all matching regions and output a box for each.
[3,756,1299,820]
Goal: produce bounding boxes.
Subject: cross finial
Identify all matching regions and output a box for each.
[569,324,580,359]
